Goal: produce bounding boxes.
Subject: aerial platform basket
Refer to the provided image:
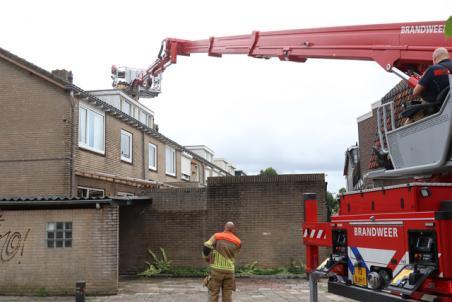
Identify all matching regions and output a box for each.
[368,75,452,180]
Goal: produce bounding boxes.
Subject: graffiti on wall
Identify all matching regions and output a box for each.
[0,213,30,263]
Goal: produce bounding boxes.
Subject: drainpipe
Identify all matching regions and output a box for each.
[142,131,146,180]
[69,90,77,197]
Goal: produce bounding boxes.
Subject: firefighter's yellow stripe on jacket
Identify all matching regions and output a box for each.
[210,250,235,271]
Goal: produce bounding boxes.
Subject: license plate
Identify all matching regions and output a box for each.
[353,267,367,287]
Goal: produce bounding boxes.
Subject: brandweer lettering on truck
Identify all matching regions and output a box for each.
[353,227,398,238]
[401,25,444,34]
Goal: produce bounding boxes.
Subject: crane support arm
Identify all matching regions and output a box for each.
[153,21,451,72]
[116,21,452,98]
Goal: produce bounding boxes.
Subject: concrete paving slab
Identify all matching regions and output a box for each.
[0,278,356,301]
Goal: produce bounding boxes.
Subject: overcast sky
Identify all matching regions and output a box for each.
[1,1,451,193]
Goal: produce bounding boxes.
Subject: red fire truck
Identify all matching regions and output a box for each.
[112,20,452,301]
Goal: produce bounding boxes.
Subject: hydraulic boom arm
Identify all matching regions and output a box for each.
[112,21,452,99]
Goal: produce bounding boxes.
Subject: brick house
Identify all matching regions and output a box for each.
[0,47,329,296]
[0,196,120,295]
[0,47,233,198]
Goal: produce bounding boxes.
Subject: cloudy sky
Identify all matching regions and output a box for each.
[1,1,451,192]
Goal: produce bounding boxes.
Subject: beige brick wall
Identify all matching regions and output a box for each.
[0,206,118,295]
[121,174,328,272]
[0,55,220,198]
[75,100,186,189]
[0,58,72,197]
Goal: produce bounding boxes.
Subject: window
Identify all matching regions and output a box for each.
[133,106,139,119]
[116,192,135,197]
[79,105,105,154]
[149,143,157,171]
[206,153,213,162]
[47,222,72,248]
[192,163,200,182]
[121,130,133,162]
[205,167,211,183]
[181,153,192,181]
[165,146,176,176]
[121,99,131,115]
[77,187,105,198]
[139,110,148,125]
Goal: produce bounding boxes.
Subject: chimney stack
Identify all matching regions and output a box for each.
[51,69,73,83]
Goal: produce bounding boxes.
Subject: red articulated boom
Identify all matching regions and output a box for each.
[112,20,452,301]
[111,21,452,99]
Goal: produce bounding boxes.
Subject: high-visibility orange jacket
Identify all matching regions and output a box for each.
[203,231,241,272]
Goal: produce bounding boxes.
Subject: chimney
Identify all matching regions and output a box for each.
[51,69,73,83]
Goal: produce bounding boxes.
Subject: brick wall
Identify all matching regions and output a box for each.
[0,206,118,295]
[75,100,186,189]
[357,110,377,188]
[0,58,72,197]
[206,175,328,268]
[119,174,327,274]
[119,188,207,273]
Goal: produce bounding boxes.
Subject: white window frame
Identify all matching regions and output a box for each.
[121,99,131,115]
[78,104,105,155]
[204,167,211,183]
[148,143,157,171]
[46,222,72,249]
[121,129,133,163]
[133,106,139,119]
[77,186,105,198]
[165,146,176,176]
[139,110,148,125]
[116,192,135,197]
[181,152,192,182]
[148,115,154,128]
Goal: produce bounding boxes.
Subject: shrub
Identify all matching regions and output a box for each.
[170,267,208,277]
[288,260,306,274]
[36,287,48,297]
[139,248,172,277]
[236,261,258,275]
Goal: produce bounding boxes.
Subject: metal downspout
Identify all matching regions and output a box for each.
[142,131,146,181]
[69,90,77,197]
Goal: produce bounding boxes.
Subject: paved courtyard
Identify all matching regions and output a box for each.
[0,278,355,301]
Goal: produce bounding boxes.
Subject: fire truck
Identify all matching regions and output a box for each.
[111,20,452,301]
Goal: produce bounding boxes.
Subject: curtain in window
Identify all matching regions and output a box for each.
[79,107,87,144]
[166,146,175,174]
[121,132,131,159]
[92,112,104,150]
[149,144,156,169]
[79,106,104,152]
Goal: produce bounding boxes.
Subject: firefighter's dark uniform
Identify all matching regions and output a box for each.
[203,231,241,302]
[418,59,452,103]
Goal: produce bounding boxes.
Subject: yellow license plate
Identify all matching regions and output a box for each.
[353,267,367,287]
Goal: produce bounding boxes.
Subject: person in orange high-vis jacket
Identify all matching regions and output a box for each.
[203,221,241,302]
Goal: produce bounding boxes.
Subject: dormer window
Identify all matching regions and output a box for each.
[121,99,131,115]
[139,111,148,125]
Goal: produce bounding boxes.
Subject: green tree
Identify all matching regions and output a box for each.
[326,191,338,215]
[445,16,452,38]
[326,187,346,216]
[259,167,278,176]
